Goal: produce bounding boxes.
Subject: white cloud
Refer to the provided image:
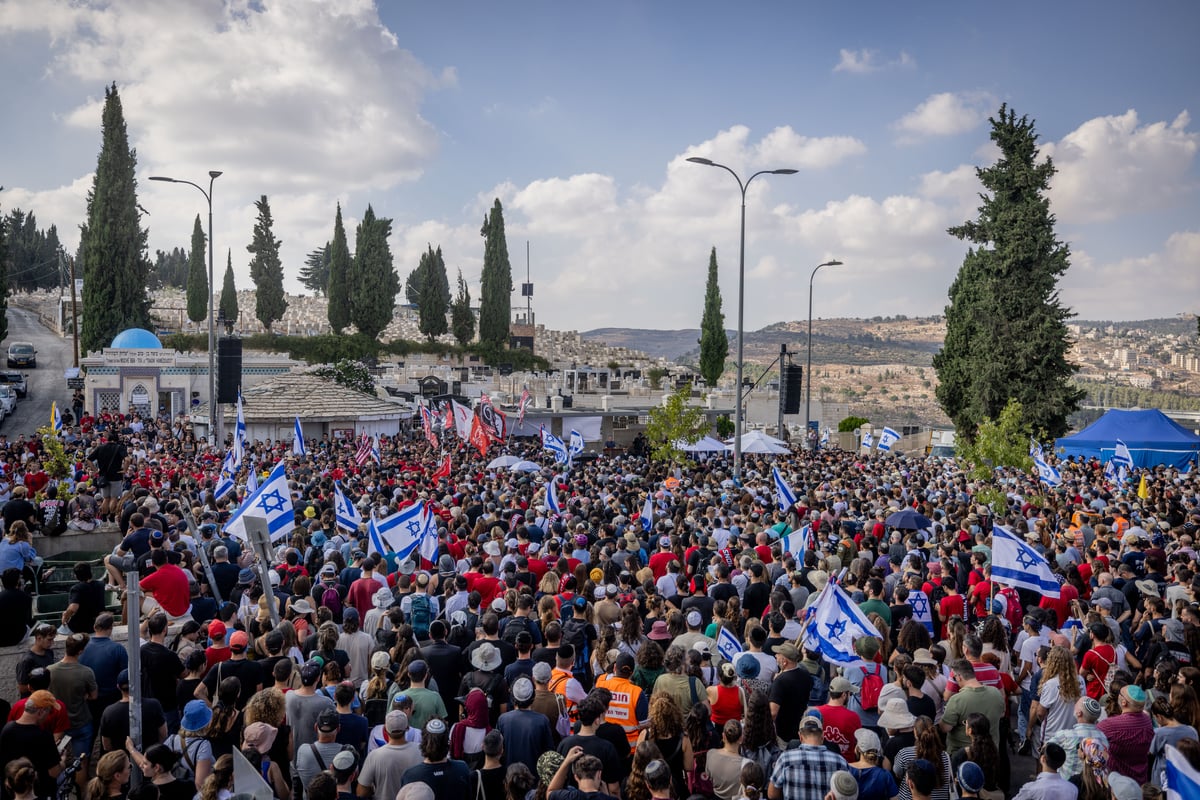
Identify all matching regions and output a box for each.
[1045,110,1198,224]
[894,91,997,142]
[1062,231,1200,316]
[754,126,867,170]
[833,48,916,74]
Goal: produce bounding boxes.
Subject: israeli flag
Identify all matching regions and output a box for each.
[782,525,810,560]
[50,402,63,436]
[640,493,654,533]
[568,429,585,460]
[418,505,440,563]
[1117,464,1128,484]
[820,428,830,446]
[772,466,798,512]
[802,582,883,664]
[1104,459,1118,483]
[222,460,295,543]
[1029,437,1045,460]
[1184,461,1194,475]
[877,427,900,452]
[861,432,874,450]
[546,475,562,516]
[908,589,934,635]
[334,482,362,532]
[1034,453,1061,487]
[541,427,569,463]
[214,449,238,501]
[232,391,247,466]
[245,468,258,494]
[991,523,1061,597]
[716,625,743,663]
[1112,439,1133,467]
[371,434,381,464]
[1167,742,1200,800]
[371,501,432,559]
[292,417,306,457]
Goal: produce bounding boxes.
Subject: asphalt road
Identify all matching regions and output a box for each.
[2,304,77,436]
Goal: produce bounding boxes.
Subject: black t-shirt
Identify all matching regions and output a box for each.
[710,582,739,604]
[0,720,60,796]
[203,658,264,706]
[0,588,32,647]
[550,790,621,800]
[743,582,772,620]
[402,759,472,796]
[100,697,165,747]
[16,649,56,690]
[906,693,937,721]
[680,595,715,627]
[210,561,240,603]
[141,641,185,711]
[120,527,152,558]
[769,667,814,742]
[68,580,106,634]
[155,778,197,800]
[557,734,624,786]
[472,764,507,800]
[89,441,127,480]
[1,498,37,529]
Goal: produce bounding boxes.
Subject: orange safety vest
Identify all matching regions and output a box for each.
[1113,516,1130,537]
[594,673,643,750]
[549,667,578,713]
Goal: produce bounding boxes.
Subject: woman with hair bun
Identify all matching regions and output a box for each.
[124,742,195,800]
[4,758,38,800]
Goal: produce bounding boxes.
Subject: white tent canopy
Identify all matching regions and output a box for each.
[677,436,730,452]
[487,455,522,469]
[728,429,790,453]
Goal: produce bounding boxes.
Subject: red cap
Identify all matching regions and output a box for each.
[229,630,249,650]
[208,620,227,640]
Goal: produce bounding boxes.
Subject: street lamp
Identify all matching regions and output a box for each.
[805,259,843,449]
[149,170,223,446]
[686,156,798,482]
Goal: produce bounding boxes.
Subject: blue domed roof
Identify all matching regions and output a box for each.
[110,328,162,349]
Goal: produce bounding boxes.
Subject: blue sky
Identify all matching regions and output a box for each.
[1,1,1197,332]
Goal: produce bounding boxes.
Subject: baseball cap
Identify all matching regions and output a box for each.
[829,677,859,695]
[300,661,323,686]
[1108,774,1140,800]
[316,707,340,732]
[208,620,227,640]
[229,630,249,651]
[320,563,337,577]
[371,651,391,671]
[385,710,410,733]
[799,715,823,733]
[116,669,130,688]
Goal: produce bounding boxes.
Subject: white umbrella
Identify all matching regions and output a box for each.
[740,438,790,454]
[678,436,730,452]
[509,460,542,472]
[487,454,522,469]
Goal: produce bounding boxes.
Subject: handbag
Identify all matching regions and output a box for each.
[687,749,715,797]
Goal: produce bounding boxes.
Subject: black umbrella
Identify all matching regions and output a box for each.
[885,508,933,530]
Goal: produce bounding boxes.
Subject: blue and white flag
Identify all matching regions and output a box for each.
[245,468,258,495]
[1112,439,1133,468]
[1029,437,1045,460]
[568,430,585,461]
[1117,464,1128,485]
[782,525,810,560]
[877,427,900,452]
[334,482,362,533]
[802,582,883,664]
[292,417,306,457]
[640,493,654,533]
[772,466,797,512]
[1184,461,1194,476]
[418,505,441,563]
[232,391,247,467]
[908,589,934,635]
[222,460,294,543]
[370,501,433,559]
[1034,453,1061,487]
[1166,742,1200,800]
[371,434,381,465]
[214,449,238,501]
[820,428,830,446]
[991,523,1061,597]
[1104,459,1118,484]
[716,625,743,663]
[546,475,562,516]
[860,432,874,450]
[541,427,569,464]
[50,402,63,436]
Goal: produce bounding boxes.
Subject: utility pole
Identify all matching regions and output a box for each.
[69,257,80,367]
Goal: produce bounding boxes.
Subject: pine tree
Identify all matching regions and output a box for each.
[299,243,331,295]
[478,198,512,349]
[219,249,239,326]
[78,84,152,354]
[451,268,475,346]
[416,245,449,341]
[349,205,398,340]
[698,247,728,387]
[185,215,208,323]
[327,204,351,334]
[246,195,287,333]
[404,265,424,305]
[933,104,1083,440]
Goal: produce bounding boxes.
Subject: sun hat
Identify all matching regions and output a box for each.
[956,761,985,794]
[648,620,671,641]
[1134,579,1160,597]
[181,699,213,731]
[373,587,394,609]
[237,568,256,585]
[830,771,859,800]
[243,721,278,754]
[912,648,937,667]
[470,642,502,672]
[877,697,917,729]
[292,598,314,615]
[734,652,761,680]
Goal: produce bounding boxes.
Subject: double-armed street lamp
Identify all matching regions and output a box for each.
[149,171,223,446]
[686,157,798,481]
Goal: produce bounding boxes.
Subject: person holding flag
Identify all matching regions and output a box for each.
[292,416,306,457]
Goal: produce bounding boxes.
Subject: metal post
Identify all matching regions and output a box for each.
[125,568,143,781]
[777,343,786,441]
[245,517,280,626]
[69,256,80,368]
[805,260,843,450]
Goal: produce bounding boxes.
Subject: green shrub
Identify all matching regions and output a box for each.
[838,415,869,433]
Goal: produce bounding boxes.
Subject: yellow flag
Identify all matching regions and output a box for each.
[1137,474,1149,500]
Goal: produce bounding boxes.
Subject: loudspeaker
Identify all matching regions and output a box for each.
[216,338,242,404]
[781,363,803,414]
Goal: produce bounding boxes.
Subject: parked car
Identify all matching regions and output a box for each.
[6,342,36,368]
[0,386,17,416]
[0,371,28,398]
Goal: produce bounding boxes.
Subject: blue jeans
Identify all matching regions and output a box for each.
[1017,687,1032,739]
[65,722,94,759]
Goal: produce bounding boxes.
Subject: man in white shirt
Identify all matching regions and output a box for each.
[358,711,423,800]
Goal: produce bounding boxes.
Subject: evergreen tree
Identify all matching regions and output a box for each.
[246,195,287,333]
[698,247,728,387]
[416,245,449,341]
[219,249,239,326]
[326,204,351,334]
[79,83,152,355]
[451,268,475,346]
[299,242,331,295]
[933,104,1083,440]
[404,265,424,305]
[478,198,512,348]
[349,205,398,340]
[152,247,188,289]
[0,199,7,343]
[185,215,208,323]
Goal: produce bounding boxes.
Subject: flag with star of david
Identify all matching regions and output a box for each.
[802,581,883,665]
[333,481,362,533]
[370,500,435,560]
[773,466,798,513]
[221,460,295,543]
[908,589,934,635]
[991,523,1061,597]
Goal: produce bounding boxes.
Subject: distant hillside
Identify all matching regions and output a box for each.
[582,328,725,361]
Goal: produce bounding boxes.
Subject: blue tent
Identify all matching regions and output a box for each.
[1056,409,1200,469]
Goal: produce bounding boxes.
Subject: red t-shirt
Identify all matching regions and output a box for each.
[139,563,191,617]
[1039,583,1079,629]
[1081,644,1118,699]
[815,703,861,760]
[939,594,969,638]
[205,645,231,673]
[649,551,676,580]
[8,698,69,735]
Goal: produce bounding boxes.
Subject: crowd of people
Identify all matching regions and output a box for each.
[0,410,1197,800]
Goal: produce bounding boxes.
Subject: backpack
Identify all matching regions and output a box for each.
[561,617,592,683]
[1097,645,1118,694]
[167,734,205,783]
[999,587,1024,631]
[859,663,884,712]
[409,594,432,639]
[807,666,829,706]
[321,584,343,619]
[501,614,530,646]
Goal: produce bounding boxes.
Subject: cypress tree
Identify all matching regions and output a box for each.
[299,243,331,295]
[404,264,424,305]
[417,245,449,341]
[349,205,398,340]
[698,247,728,387]
[933,104,1083,439]
[246,195,287,333]
[326,204,351,334]
[478,199,512,348]
[185,215,208,323]
[451,268,475,346]
[79,83,151,354]
[219,249,239,326]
